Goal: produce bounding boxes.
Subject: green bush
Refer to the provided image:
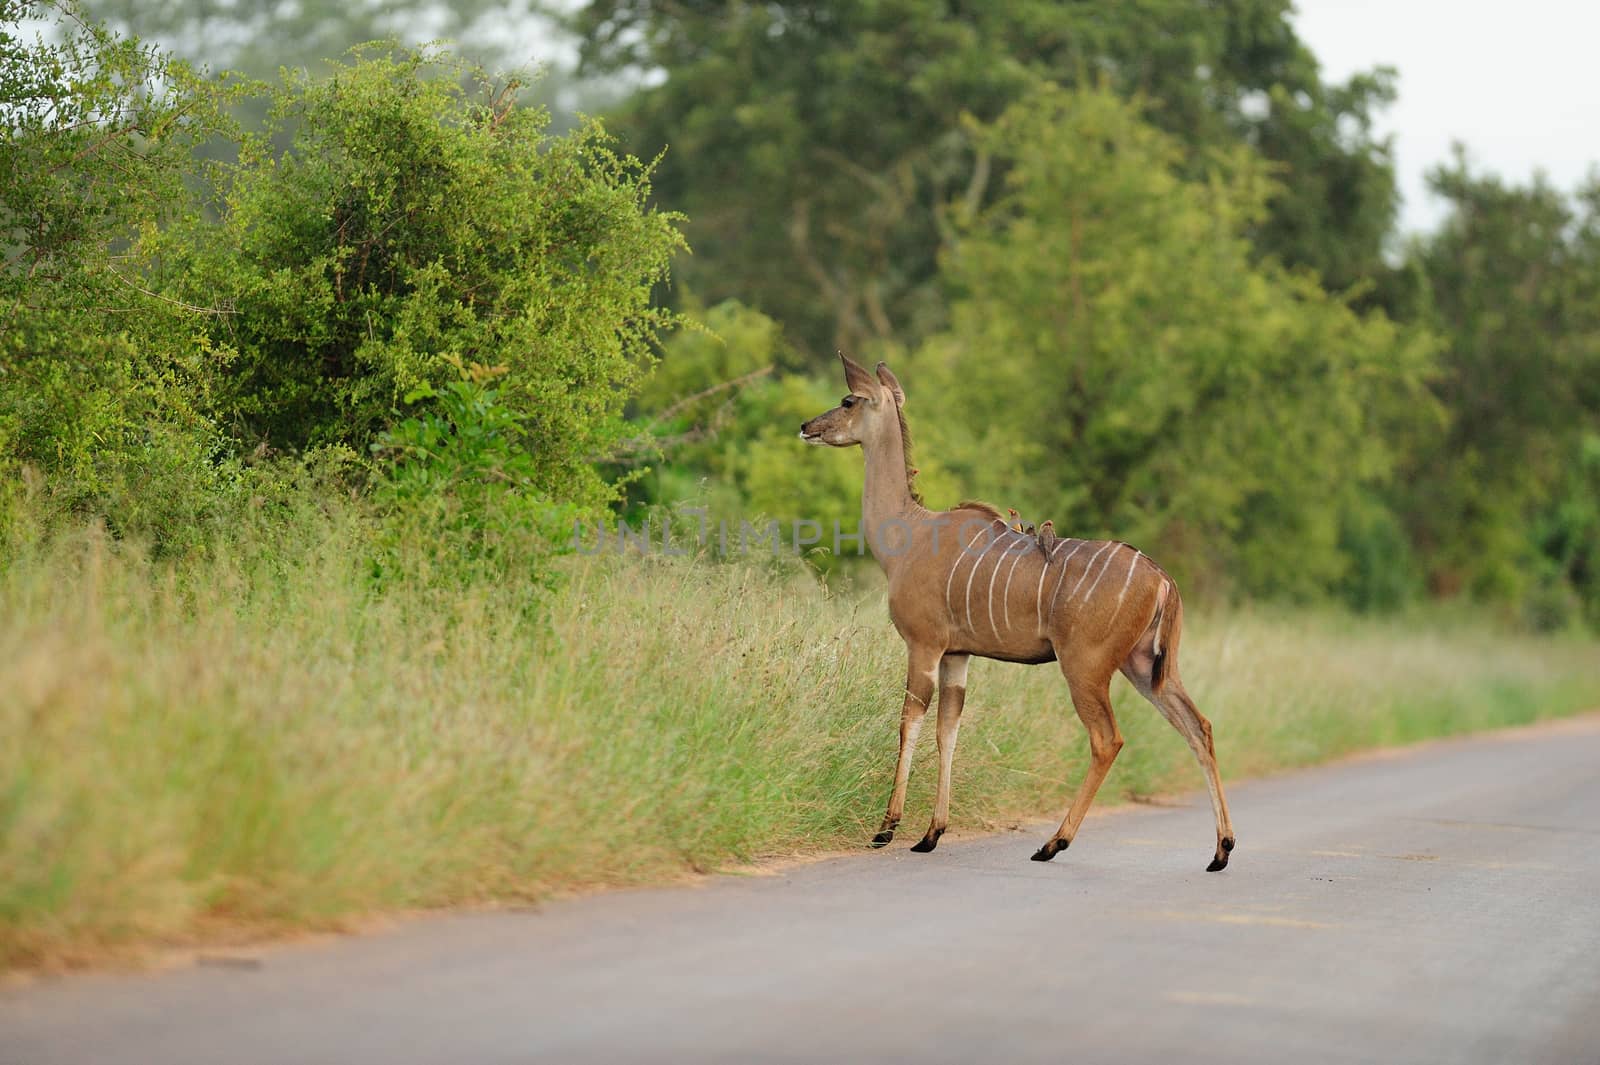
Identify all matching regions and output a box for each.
[4,18,686,562]
[0,1,240,551]
[154,46,686,518]
[371,360,582,589]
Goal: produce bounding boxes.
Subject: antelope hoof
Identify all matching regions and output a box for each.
[1031,838,1067,862]
[1206,836,1236,873]
[909,828,943,853]
[871,829,895,848]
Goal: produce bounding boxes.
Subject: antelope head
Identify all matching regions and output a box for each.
[799,353,905,448]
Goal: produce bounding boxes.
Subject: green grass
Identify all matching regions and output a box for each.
[3,519,1598,970]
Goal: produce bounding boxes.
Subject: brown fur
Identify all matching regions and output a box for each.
[801,355,1236,870]
[897,405,924,506]
[953,500,1005,521]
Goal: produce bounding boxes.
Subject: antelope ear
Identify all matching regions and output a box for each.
[875,362,905,407]
[839,352,877,398]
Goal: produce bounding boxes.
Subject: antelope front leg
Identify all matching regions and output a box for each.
[912,653,970,853]
[873,646,941,847]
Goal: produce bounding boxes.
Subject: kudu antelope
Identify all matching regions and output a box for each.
[800,354,1236,871]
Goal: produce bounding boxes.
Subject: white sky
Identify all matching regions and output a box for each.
[1293,0,1600,234]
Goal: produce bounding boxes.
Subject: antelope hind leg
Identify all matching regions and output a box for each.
[1033,674,1123,863]
[1119,656,1237,872]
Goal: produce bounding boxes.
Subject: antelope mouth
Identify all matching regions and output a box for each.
[799,428,825,444]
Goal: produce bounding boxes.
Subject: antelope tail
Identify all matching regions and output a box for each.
[1149,578,1180,694]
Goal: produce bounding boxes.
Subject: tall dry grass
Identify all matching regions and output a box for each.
[3,519,1598,969]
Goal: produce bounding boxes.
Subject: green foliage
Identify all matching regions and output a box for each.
[1246,67,1398,299]
[1,1,207,293]
[906,85,1435,599]
[11,5,1583,620]
[1335,495,1422,613]
[0,1,242,549]
[570,0,1398,357]
[378,373,541,507]
[152,46,686,514]
[623,300,959,562]
[1542,433,1600,629]
[634,298,785,416]
[624,299,798,519]
[372,362,582,587]
[3,14,685,565]
[1396,155,1600,622]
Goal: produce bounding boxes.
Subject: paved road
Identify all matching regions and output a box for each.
[6,717,1600,1065]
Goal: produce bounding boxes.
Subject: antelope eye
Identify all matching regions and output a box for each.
[841,396,856,408]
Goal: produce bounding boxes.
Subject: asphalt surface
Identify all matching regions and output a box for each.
[6,716,1600,1065]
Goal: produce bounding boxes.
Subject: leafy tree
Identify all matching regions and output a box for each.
[905,84,1434,599]
[152,46,687,512]
[1397,154,1600,624]
[1,0,240,544]
[567,0,1398,358]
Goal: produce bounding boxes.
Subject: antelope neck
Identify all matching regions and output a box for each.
[860,414,921,572]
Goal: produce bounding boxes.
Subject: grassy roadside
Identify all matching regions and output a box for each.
[3,522,1599,971]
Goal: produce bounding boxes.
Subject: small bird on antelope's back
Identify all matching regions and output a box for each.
[1035,519,1058,557]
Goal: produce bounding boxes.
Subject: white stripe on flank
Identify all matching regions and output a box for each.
[979,540,1004,639]
[1107,550,1143,626]
[1041,539,1086,631]
[1065,541,1116,604]
[1152,578,1170,656]
[1032,544,1056,629]
[944,523,990,619]
[999,544,1029,639]
[962,532,1006,635]
[1080,543,1127,603]
[988,538,1025,642]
